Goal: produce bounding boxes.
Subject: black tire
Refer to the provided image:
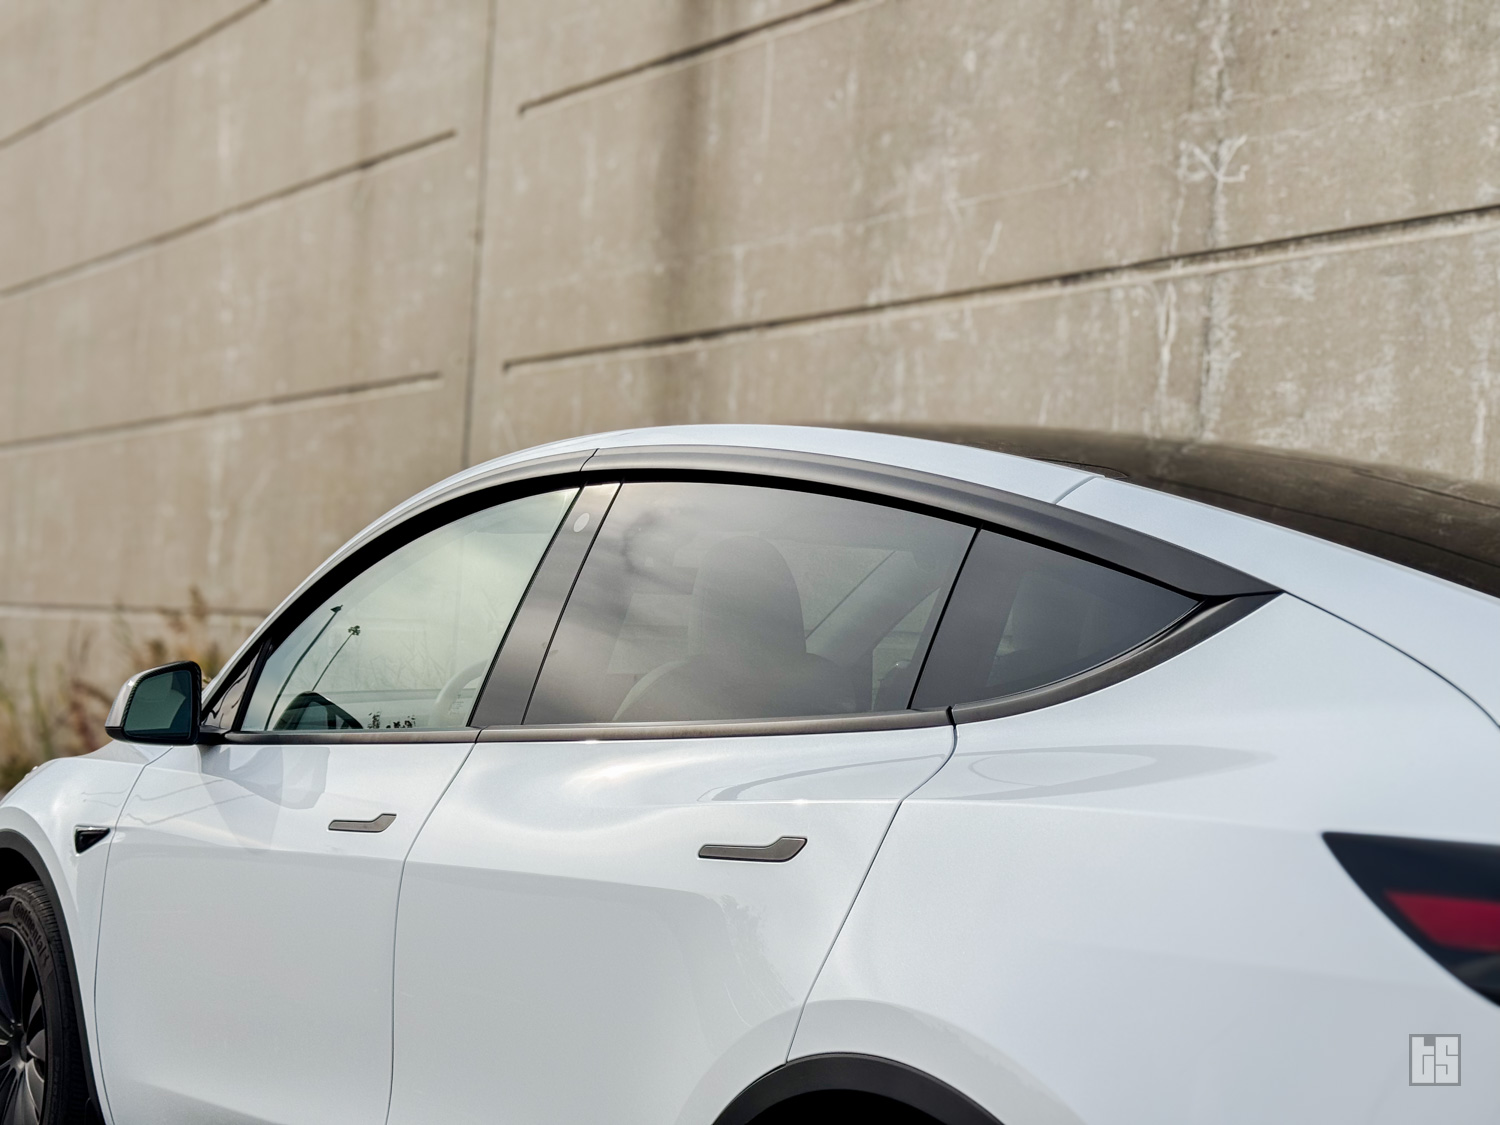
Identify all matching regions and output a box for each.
[0,882,91,1124]
[750,1091,943,1124]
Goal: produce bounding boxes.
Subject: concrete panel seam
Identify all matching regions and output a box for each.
[518,0,874,116]
[502,199,1500,373]
[0,0,272,155]
[0,372,442,457]
[0,601,271,621]
[461,0,502,471]
[0,129,458,303]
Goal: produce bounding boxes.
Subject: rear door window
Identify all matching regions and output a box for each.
[913,530,1196,709]
[523,481,972,724]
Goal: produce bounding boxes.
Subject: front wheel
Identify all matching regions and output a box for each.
[0,882,91,1124]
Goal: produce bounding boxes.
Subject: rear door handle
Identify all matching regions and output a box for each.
[698,836,806,862]
[329,813,397,833]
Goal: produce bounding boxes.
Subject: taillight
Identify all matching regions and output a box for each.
[1325,832,1500,1004]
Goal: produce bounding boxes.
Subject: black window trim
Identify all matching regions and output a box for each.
[206,442,1278,745]
[479,708,952,743]
[225,637,269,733]
[469,483,620,728]
[221,728,483,746]
[948,592,1279,725]
[582,446,1274,598]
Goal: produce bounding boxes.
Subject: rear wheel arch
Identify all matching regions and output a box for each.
[0,830,105,1121]
[713,1054,1001,1125]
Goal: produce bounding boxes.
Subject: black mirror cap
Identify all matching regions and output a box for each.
[104,661,202,745]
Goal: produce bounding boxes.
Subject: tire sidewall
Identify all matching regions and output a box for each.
[0,883,89,1125]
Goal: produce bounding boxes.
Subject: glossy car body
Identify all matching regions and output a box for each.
[3,423,1499,1124]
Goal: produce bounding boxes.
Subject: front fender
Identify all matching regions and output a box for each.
[0,741,162,1125]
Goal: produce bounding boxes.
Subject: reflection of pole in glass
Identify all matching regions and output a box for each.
[310,625,362,693]
[266,605,342,721]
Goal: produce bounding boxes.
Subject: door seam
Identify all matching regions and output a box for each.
[381,729,483,1125]
[90,746,175,1125]
[782,711,958,1059]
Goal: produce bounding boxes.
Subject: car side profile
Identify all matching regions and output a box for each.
[1,422,1498,1124]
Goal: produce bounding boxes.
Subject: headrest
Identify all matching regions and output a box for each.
[690,536,807,662]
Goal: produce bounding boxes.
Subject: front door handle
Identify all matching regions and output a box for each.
[698,836,806,863]
[328,813,397,833]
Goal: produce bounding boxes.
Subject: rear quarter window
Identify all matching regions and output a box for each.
[914,530,1197,709]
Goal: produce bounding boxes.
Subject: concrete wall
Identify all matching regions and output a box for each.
[4,0,1500,693]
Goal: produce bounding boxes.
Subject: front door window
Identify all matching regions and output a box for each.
[240,488,575,732]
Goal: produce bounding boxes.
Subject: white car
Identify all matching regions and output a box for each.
[2,423,1498,1125]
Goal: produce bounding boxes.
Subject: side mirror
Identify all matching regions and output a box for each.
[104,661,202,745]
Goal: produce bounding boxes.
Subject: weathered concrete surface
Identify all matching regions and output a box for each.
[1189,225,1500,483]
[475,219,1500,485]
[474,275,1210,453]
[0,139,475,444]
[0,0,489,693]
[481,0,1500,363]
[1224,0,1500,244]
[5,0,1500,703]
[503,0,834,105]
[0,0,486,292]
[0,0,252,142]
[0,374,465,612]
[484,0,1221,359]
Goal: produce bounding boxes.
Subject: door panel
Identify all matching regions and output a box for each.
[95,740,473,1125]
[92,486,576,1121]
[390,475,969,1121]
[792,596,1500,1125]
[388,725,953,1125]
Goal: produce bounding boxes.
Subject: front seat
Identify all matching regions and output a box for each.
[614,535,858,721]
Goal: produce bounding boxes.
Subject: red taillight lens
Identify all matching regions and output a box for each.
[1325,832,1500,1005]
[1386,892,1500,954]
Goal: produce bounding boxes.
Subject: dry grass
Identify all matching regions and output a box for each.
[113,588,228,684]
[0,590,229,790]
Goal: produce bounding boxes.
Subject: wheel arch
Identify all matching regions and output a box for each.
[0,842,39,892]
[0,828,105,1119]
[712,1054,1001,1125]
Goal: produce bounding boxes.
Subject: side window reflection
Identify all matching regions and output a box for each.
[913,530,1198,709]
[240,489,576,733]
[524,482,972,725]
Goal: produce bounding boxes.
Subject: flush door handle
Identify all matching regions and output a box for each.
[328,813,397,833]
[698,836,806,862]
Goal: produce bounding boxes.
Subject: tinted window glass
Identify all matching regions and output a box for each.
[241,489,575,732]
[525,482,972,724]
[914,531,1195,708]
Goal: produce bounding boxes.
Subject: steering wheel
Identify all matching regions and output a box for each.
[432,660,491,723]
